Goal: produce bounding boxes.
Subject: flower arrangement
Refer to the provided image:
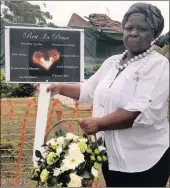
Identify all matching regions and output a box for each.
[31,129,107,187]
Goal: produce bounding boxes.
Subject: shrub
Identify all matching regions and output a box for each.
[84,66,95,79]
[0,70,36,98]
[0,70,19,98]
[84,64,102,79]
[10,83,36,98]
[154,44,170,61]
[92,64,102,72]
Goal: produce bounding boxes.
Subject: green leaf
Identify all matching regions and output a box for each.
[58,174,70,186]
[35,150,42,158]
[47,176,58,187]
[100,150,106,156]
[31,175,40,181]
[89,142,98,150]
[83,133,88,139]
[97,136,103,146]
[59,152,65,160]
[55,129,66,137]
[46,165,54,172]
[41,144,48,147]
[30,168,40,181]
[39,163,46,170]
[77,161,86,174]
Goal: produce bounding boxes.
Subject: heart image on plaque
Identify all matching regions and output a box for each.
[32,49,61,70]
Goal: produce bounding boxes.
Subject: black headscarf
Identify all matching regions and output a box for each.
[122,3,164,39]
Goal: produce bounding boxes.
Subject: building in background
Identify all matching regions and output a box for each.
[0,13,125,69]
[67,13,125,66]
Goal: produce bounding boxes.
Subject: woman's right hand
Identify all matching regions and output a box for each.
[46,83,61,95]
[34,83,61,96]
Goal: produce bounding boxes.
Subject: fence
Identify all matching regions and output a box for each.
[1,97,169,187]
[1,96,105,187]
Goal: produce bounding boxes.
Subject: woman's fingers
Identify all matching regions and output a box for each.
[34,89,40,96]
[46,84,60,95]
[79,119,87,130]
[46,84,53,92]
[34,83,40,87]
[34,83,60,96]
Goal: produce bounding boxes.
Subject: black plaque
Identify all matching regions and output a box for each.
[5,26,84,83]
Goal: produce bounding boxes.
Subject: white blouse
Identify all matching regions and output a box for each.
[79,50,169,172]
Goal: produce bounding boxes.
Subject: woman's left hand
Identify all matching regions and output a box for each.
[79,117,101,135]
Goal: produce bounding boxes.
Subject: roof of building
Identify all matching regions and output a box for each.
[87,13,122,32]
[68,13,122,33]
[67,13,92,27]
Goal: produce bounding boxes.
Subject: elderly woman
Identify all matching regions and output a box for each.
[37,2,169,187]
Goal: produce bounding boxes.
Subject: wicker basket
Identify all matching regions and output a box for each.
[41,119,98,187]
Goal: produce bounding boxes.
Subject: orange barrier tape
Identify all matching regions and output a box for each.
[1,97,93,187]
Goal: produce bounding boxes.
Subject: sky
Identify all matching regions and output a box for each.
[29,1,169,34]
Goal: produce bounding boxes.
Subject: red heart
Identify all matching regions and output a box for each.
[32,50,61,70]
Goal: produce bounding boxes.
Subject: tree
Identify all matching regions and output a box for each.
[47,22,58,27]
[154,31,170,48]
[0,1,57,97]
[1,1,57,67]
[1,1,54,26]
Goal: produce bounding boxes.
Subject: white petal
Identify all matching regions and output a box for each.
[56,146,62,156]
[91,167,99,177]
[98,146,106,151]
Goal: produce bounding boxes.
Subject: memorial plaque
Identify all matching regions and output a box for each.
[5,26,84,83]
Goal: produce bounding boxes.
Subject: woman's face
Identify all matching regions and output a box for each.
[123,13,154,54]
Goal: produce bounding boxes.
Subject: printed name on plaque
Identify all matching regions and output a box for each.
[5,26,84,83]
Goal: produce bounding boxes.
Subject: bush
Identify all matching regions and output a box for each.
[0,70,19,98]
[0,70,36,98]
[155,31,170,48]
[10,83,36,98]
[84,66,95,79]
[84,64,102,79]
[154,44,170,61]
[92,64,102,72]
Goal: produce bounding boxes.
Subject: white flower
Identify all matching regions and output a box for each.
[73,136,79,142]
[62,151,84,170]
[35,168,40,172]
[33,162,40,172]
[68,143,80,153]
[66,133,77,141]
[40,158,46,163]
[78,138,88,143]
[53,168,61,177]
[34,161,38,168]
[42,150,49,159]
[46,138,57,146]
[57,136,65,145]
[98,146,106,151]
[60,164,68,173]
[56,146,62,156]
[67,173,82,187]
[57,136,66,147]
[91,167,99,177]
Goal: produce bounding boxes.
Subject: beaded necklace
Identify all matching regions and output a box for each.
[116,46,154,70]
